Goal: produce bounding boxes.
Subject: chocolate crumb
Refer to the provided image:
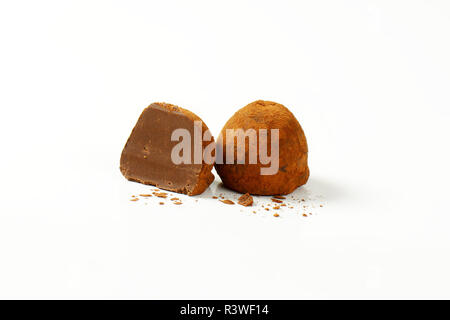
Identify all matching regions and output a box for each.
[139,194,152,197]
[273,206,280,210]
[212,196,218,199]
[273,213,280,217]
[273,195,286,199]
[237,193,253,207]
[159,202,164,205]
[303,213,308,217]
[154,192,168,198]
[130,198,139,201]
[220,199,235,205]
[271,198,283,203]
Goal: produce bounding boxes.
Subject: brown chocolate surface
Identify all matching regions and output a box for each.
[215,100,309,195]
[120,103,214,195]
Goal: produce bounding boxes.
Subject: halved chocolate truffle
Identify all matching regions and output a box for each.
[120,103,215,195]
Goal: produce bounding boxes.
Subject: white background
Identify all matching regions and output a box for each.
[1,0,450,299]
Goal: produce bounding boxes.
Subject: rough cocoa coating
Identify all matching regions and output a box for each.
[120,102,214,196]
[215,100,309,195]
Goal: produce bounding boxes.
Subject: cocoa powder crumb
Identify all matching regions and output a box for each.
[212,196,218,199]
[273,206,280,210]
[273,213,280,217]
[130,198,139,201]
[139,194,152,197]
[159,202,164,205]
[302,213,308,217]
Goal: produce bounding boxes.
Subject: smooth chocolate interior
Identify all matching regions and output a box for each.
[120,103,203,194]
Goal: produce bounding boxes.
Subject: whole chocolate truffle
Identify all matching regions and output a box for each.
[215,100,309,195]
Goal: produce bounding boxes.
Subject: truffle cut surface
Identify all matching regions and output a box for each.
[120,103,214,195]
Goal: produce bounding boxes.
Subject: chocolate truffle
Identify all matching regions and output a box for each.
[120,102,215,195]
[215,100,309,195]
